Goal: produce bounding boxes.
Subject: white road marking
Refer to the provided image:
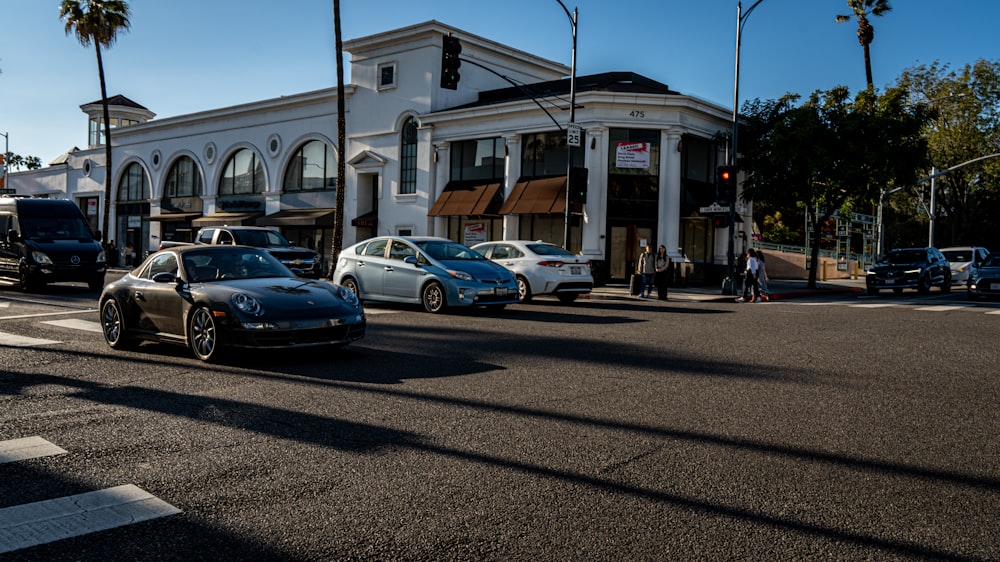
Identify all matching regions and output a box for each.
[915,305,967,312]
[987,310,1000,315]
[0,437,68,464]
[0,302,9,308]
[40,319,103,333]
[0,331,60,347]
[0,484,181,554]
[849,303,900,308]
[0,309,96,321]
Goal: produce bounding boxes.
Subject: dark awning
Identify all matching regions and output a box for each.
[192,212,263,227]
[428,181,502,217]
[351,210,377,228]
[145,212,202,222]
[498,176,566,215]
[256,208,336,227]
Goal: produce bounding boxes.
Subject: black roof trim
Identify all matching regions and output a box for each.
[458,72,680,109]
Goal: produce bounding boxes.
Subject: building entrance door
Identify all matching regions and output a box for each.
[607,224,653,283]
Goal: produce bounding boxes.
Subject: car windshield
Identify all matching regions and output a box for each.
[942,250,972,262]
[414,240,485,261]
[526,243,574,257]
[183,248,290,281]
[233,229,291,248]
[18,216,94,241]
[983,255,1000,267]
[886,250,926,264]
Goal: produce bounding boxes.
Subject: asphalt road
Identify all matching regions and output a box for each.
[1,284,998,561]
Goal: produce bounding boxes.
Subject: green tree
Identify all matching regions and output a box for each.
[59,0,131,241]
[896,59,1000,247]
[739,86,931,287]
[836,0,892,90]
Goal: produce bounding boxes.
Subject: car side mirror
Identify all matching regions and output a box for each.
[6,229,20,243]
[403,256,419,266]
[94,230,102,242]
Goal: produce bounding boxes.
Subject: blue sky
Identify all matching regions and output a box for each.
[1,0,997,163]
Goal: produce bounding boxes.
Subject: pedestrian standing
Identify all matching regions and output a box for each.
[124,242,134,267]
[654,244,671,300]
[738,248,760,303]
[108,240,118,267]
[636,244,656,298]
[757,250,769,300]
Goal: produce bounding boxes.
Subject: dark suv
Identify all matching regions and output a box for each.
[866,247,951,295]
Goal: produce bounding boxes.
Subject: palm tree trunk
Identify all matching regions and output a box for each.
[863,42,874,90]
[330,0,346,277]
[96,42,113,244]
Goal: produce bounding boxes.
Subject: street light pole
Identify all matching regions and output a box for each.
[555,0,578,250]
[725,0,766,295]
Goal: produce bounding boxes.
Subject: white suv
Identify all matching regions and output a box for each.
[472,240,593,303]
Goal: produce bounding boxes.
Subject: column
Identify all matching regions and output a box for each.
[582,126,607,256]
[431,142,450,237]
[661,130,683,260]
[502,134,521,240]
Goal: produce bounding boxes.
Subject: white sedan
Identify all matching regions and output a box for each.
[472,240,593,303]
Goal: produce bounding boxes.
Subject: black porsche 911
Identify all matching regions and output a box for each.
[99,245,365,361]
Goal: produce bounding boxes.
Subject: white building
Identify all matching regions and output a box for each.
[8,20,746,284]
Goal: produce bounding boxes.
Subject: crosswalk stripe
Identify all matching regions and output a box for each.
[916,305,967,312]
[40,319,103,333]
[0,331,60,347]
[849,303,899,308]
[0,484,182,554]
[0,302,9,309]
[987,310,1000,315]
[0,437,68,464]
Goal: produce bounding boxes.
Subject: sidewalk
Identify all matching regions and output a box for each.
[587,276,866,303]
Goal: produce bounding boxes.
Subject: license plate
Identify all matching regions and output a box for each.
[991,283,1000,291]
[885,279,895,284]
[570,266,582,275]
[495,288,508,296]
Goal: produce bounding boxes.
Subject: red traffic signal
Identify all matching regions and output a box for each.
[717,165,735,185]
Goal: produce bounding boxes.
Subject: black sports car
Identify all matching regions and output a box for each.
[99,246,365,361]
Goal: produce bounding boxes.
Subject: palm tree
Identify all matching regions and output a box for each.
[59,0,131,242]
[330,0,347,277]
[836,0,891,90]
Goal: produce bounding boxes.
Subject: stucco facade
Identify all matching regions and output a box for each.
[8,20,747,284]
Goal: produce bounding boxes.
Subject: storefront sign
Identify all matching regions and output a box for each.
[615,142,650,169]
[463,222,486,246]
[127,215,142,228]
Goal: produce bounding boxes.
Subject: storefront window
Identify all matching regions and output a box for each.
[521,131,583,178]
[115,162,150,263]
[283,140,337,192]
[450,138,504,181]
[220,148,265,195]
[164,156,202,198]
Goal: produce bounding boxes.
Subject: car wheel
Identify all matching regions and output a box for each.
[917,276,930,294]
[516,276,532,303]
[342,276,360,298]
[421,281,446,313]
[188,306,222,362]
[557,293,579,304]
[100,298,134,349]
[866,287,879,296]
[18,267,36,293]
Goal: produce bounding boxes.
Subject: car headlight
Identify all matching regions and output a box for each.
[31,251,54,265]
[448,270,473,281]
[232,293,264,316]
[338,285,360,307]
[96,250,106,263]
[905,269,921,275]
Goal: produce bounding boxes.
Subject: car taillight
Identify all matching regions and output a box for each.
[537,261,566,267]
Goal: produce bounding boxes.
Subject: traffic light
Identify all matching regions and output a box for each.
[440,35,462,90]
[716,165,735,203]
[569,166,588,205]
[712,214,730,229]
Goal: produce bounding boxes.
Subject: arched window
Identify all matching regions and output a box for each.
[399,117,418,195]
[220,148,265,195]
[164,156,202,197]
[117,162,149,202]
[283,140,337,192]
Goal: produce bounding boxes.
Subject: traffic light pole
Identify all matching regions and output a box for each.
[725,0,766,295]
[555,0,578,251]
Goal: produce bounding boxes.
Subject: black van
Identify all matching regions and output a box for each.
[0,196,107,291]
